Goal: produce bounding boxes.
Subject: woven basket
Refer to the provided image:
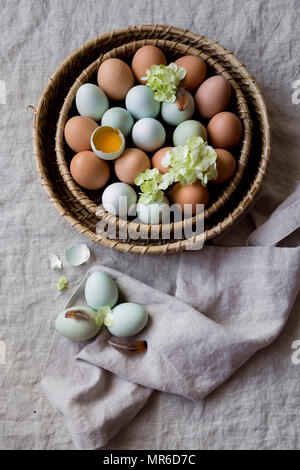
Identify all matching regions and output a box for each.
[55,39,251,238]
[32,25,271,255]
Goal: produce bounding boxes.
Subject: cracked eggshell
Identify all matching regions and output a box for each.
[91,126,125,161]
[108,303,148,337]
[55,306,100,341]
[85,271,119,310]
[49,254,62,270]
[65,244,90,266]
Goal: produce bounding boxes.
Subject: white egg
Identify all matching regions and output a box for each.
[76,83,109,121]
[161,91,195,126]
[102,182,137,217]
[132,118,166,152]
[101,107,134,138]
[125,85,160,120]
[173,119,207,146]
[85,271,118,310]
[137,196,170,224]
[55,306,100,341]
[108,302,148,337]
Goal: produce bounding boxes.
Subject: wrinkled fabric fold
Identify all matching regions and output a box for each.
[42,190,300,449]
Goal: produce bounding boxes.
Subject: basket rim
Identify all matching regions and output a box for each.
[32,24,271,255]
[55,38,252,236]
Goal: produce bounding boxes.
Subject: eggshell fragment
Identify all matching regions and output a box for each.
[107,303,148,337]
[114,148,151,185]
[207,112,243,149]
[70,151,110,190]
[97,58,135,101]
[65,244,90,266]
[64,116,98,152]
[132,45,167,84]
[211,148,236,184]
[171,181,209,215]
[175,55,207,91]
[49,254,62,270]
[194,76,231,119]
[85,272,118,310]
[152,147,172,174]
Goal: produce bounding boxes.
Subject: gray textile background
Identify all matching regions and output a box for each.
[1,0,300,450]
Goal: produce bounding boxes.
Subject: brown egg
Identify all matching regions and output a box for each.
[114,148,151,185]
[194,75,231,119]
[97,58,135,101]
[175,56,207,91]
[64,116,98,153]
[70,151,110,190]
[207,112,243,149]
[152,147,172,174]
[132,45,167,84]
[171,181,209,215]
[211,149,236,184]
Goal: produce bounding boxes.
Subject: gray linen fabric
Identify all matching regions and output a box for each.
[1,0,300,450]
[42,208,300,449]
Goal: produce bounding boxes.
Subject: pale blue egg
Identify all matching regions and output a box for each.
[108,303,148,337]
[161,91,195,126]
[125,85,160,120]
[101,107,134,138]
[76,83,109,121]
[85,271,118,310]
[55,306,100,341]
[132,118,166,152]
[173,120,207,146]
[137,196,170,224]
[102,182,137,217]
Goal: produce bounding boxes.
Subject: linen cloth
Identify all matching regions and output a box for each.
[1,0,300,450]
[42,206,300,449]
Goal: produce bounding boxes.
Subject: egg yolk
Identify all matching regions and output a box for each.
[95,131,122,153]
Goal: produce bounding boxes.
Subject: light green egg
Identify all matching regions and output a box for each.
[108,302,148,337]
[101,107,134,138]
[125,85,160,120]
[137,196,170,224]
[161,91,195,126]
[55,306,100,341]
[75,83,109,121]
[85,271,118,310]
[173,120,207,146]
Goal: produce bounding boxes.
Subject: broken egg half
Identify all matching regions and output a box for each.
[91,126,125,161]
